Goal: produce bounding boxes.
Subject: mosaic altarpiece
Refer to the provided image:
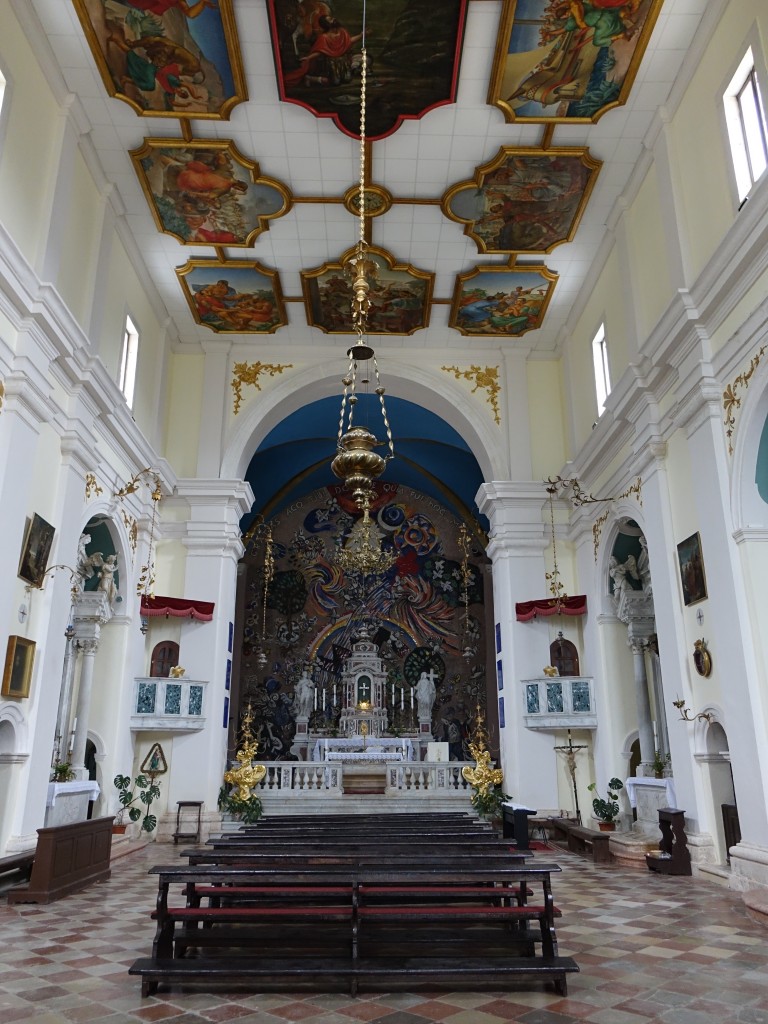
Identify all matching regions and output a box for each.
[237,483,486,761]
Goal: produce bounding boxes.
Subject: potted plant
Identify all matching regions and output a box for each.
[50,760,76,782]
[650,749,671,779]
[587,777,624,831]
[470,782,510,826]
[113,773,161,834]
[217,785,263,824]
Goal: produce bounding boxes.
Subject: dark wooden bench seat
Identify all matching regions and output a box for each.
[130,816,577,999]
[548,819,612,863]
[129,953,578,998]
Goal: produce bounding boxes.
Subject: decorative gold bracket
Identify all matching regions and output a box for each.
[442,365,501,425]
[232,361,293,415]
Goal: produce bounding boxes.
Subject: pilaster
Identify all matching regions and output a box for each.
[476,481,558,809]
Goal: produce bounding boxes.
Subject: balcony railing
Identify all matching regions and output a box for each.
[522,676,597,730]
[131,677,208,731]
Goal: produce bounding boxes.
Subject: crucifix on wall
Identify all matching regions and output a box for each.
[553,730,588,824]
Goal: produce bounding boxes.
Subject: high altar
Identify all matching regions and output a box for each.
[291,627,434,762]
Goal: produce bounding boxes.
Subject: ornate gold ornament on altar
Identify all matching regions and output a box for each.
[222,705,266,801]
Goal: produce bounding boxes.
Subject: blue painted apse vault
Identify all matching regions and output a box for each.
[242,395,488,534]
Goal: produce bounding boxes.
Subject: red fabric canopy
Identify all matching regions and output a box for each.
[140,596,215,621]
[515,595,587,621]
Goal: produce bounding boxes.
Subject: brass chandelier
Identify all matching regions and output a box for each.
[331,5,395,573]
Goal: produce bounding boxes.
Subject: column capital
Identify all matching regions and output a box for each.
[476,481,548,558]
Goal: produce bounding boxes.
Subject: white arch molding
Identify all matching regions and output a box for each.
[220,359,503,484]
[731,346,768,532]
[0,703,28,758]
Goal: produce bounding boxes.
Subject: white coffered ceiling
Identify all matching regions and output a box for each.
[26,0,709,355]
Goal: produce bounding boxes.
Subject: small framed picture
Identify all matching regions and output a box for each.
[677,532,707,607]
[1,636,36,699]
[18,513,56,587]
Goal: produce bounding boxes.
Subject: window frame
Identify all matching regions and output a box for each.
[591,321,611,417]
[721,36,768,209]
[118,312,139,408]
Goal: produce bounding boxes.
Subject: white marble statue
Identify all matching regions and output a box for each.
[76,533,103,590]
[609,554,639,601]
[637,536,652,593]
[416,669,436,720]
[294,670,314,719]
[97,553,118,605]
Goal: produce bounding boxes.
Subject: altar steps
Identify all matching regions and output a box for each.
[239,792,478,820]
[342,766,387,795]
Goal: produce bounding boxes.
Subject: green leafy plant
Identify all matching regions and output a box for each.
[650,749,671,777]
[587,777,624,823]
[470,784,510,821]
[217,785,263,825]
[50,760,76,782]
[114,773,161,832]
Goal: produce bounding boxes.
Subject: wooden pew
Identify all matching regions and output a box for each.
[129,861,577,997]
[548,818,612,864]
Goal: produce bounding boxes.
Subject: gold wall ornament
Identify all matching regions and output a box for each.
[231,360,293,415]
[693,638,712,678]
[547,474,642,508]
[169,666,186,678]
[723,345,766,454]
[442,365,501,425]
[592,508,610,561]
[84,473,103,500]
[672,697,713,724]
[121,510,138,555]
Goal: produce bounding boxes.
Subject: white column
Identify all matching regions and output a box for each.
[628,636,655,769]
[70,592,111,779]
[169,479,253,813]
[477,482,559,809]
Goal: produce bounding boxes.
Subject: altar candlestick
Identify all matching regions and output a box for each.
[411,687,414,710]
[333,684,337,706]
[391,683,395,705]
[401,687,404,710]
[313,687,317,711]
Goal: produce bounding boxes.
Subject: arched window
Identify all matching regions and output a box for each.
[150,641,179,678]
[550,634,579,676]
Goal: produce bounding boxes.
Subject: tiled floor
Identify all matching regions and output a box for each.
[1,843,767,1024]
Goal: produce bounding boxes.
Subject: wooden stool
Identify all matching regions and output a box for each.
[172,801,203,845]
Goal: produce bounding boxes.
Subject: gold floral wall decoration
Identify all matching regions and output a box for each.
[232,360,293,415]
[84,473,103,500]
[592,509,610,561]
[723,345,766,455]
[121,509,138,557]
[441,365,501,425]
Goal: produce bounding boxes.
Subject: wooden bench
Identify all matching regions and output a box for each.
[548,818,612,864]
[0,851,35,884]
[129,861,577,998]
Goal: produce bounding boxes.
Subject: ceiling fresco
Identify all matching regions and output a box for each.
[72,0,246,118]
[266,0,469,141]
[36,0,702,359]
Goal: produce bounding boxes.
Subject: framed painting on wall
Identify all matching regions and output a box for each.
[18,513,56,587]
[1,636,36,699]
[677,532,707,607]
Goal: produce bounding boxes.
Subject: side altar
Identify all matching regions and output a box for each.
[290,627,436,762]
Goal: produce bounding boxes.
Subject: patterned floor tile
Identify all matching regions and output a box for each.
[2,844,768,1024]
